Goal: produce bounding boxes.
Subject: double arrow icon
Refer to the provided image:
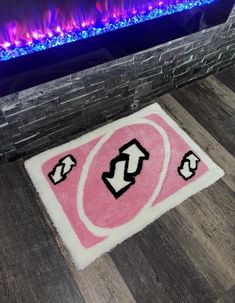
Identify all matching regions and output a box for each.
[178,151,200,181]
[102,139,149,198]
[48,155,77,185]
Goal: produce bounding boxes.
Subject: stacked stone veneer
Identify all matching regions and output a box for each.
[0,7,234,161]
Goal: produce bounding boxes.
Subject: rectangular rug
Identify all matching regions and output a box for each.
[25,103,224,269]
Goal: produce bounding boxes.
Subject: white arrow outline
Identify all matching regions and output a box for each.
[104,157,133,195]
[120,140,149,175]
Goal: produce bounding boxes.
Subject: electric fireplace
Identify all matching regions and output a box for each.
[0,0,219,61]
[0,0,234,97]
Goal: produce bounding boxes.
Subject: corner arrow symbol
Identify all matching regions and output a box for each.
[48,155,77,185]
[185,153,200,170]
[179,160,194,180]
[61,155,76,175]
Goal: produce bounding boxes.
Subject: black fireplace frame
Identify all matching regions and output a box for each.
[0,0,234,97]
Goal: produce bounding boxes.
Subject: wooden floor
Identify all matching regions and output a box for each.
[0,66,235,303]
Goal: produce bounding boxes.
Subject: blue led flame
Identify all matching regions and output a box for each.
[0,0,216,62]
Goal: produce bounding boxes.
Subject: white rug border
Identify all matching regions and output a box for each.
[25,103,224,269]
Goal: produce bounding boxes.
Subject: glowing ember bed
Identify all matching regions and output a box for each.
[0,0,234,96]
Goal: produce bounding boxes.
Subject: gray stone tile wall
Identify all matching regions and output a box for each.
[0,7,234,161]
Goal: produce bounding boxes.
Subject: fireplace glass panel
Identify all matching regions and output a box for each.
[0,0,216,61]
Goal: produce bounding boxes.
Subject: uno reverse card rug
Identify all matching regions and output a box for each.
[25,104,224,269]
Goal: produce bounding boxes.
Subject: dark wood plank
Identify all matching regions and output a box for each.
[175,192,235,287]
[160,207,232,296]
[216,285,235,303]
[215,65,235,93]
[0,161,85,303]
[110,237,173,303]
[111,219,218,303]
[199,76,235,114]
[65,254,137,303]
[171,77,235,156]
[202,180,235,229]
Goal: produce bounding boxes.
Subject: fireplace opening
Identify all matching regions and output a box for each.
[0,0,234,97]
[0,0,216,62]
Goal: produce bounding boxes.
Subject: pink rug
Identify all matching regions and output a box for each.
[25,103,224,269]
